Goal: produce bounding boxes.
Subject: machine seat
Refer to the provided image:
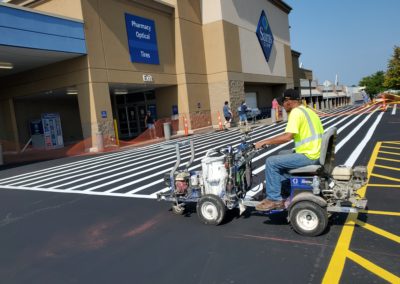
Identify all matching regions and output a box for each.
[287,127,337,175]
[289,165,322,174]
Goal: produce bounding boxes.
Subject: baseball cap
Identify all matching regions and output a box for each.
[277,89,301,104]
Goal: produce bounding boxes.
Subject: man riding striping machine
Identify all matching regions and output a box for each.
[157,90,368,236]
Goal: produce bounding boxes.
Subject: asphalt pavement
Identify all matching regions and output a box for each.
[0,104,399,284]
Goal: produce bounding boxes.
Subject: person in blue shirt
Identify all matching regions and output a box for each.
[223,101,232,128]
[238,101,248,126]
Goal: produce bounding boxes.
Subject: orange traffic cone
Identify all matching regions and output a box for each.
[382,95,386,112]
[217,111,223,130]
[183,115,189,136]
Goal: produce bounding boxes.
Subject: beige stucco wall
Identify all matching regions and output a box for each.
[201,0,222,24]
[172,0,211,129]
[0,0,296,149]
[201,0,293,124]
[31,0,83,20]
[88,0,176,78]
[156,0,176,8]
[202,0,291,78]
[203,21,228,75]
[155,85,177,118]
[203,19,244,126]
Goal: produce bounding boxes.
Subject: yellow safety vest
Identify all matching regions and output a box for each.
[286,106,324,160]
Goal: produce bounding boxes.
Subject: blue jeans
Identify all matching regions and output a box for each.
[264,153,319,201]
[239,113,247,122]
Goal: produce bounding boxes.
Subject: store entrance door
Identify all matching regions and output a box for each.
[112,90,156,140]
[117,106,136,138]
[117,104,149,139]
[136,104,147,133]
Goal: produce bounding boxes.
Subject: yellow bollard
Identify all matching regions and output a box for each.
[113,119,120,146]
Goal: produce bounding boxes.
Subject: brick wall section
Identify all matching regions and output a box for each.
[190,110,212,129]
[229,80,245,121]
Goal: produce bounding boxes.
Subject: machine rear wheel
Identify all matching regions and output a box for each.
[289,201,328,236]
[196,195,226,225]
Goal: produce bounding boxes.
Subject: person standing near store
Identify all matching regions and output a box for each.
[222,101,233,129]
[272,97,280,123]
[144,110,156,139]
[254,89,324,211]
[238,101,248,126]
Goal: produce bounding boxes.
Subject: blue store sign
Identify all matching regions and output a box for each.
[125,13,159,64]
[256,10,274,62]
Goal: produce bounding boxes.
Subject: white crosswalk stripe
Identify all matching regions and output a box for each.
[0,104,384,200]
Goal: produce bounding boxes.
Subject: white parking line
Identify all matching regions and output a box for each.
[344,112,384,166]
[0,105,380,200]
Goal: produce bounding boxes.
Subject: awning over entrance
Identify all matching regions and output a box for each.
[0,3,86,77]
[323,92,338,99]
[301,89,322,97]
[337,92,350,97]
[323,92,348,99]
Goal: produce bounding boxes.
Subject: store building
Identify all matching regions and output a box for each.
[300,79,323,109]
[0,0,296,151]
[318,80,350,109]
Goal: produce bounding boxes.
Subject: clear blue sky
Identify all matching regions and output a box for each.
[284,0,400,86]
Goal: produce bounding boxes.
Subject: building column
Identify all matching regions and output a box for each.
[174,4,210,131]
[8,99,19,152]
[0,98,20,152]
[77,82,114,151]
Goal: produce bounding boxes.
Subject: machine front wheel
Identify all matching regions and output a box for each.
[196,195,226,225]
[289,201,328,236]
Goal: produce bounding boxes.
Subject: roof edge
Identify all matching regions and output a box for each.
[268,0,292,14]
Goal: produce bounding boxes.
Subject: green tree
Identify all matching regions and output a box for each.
[359,71,385,95]
[384,45,400,90]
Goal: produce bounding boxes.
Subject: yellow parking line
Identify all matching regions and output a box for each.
[377,157,400,163]
[380,145,400,150]
[370,173,400,182]
[322,142,381,283]
[379,151,400,156]
[383,141,400,145]
[354,220,400,243]
[367,184,400,188]
[358,209,400,216]
[347,251,400,283]
[374,164,400,171]
[322,214,358,283]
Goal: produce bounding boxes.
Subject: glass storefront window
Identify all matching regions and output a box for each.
[126,93,145,103]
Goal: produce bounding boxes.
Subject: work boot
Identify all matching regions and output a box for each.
[255,199,284,211]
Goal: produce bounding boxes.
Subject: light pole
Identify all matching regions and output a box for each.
[309,79,312,107]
